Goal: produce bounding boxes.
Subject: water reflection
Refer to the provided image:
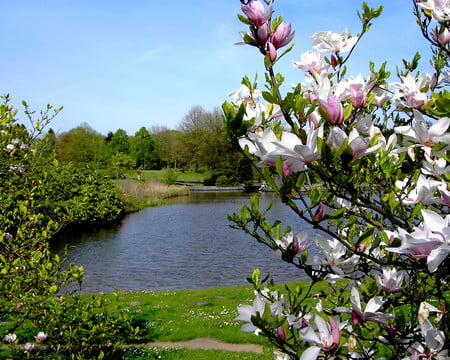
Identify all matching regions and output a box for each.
[55,192,317,294]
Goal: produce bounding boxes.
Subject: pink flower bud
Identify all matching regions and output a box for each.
[282,161,292,179]
[331,54,338,68]
[432,26,450,45]
[277,326,286,342]
[268,42,277,62]
[17,303,22,311]
[351,309,361,326]
[319,95,344,124]
[241,0,272,27]
[271,22,294,49]
[313,202,324,222]
[257,22,270,45]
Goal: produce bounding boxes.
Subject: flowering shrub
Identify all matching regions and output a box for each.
[223,1,449,359]
[0,96,134,359]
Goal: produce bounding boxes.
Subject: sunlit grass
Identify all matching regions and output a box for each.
[116,179,189,212]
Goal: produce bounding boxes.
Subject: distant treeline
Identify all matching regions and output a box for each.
[49,105,255,185]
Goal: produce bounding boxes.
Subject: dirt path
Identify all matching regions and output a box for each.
[136,337,264,354]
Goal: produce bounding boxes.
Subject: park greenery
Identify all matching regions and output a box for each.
[54,105,254,186]
[222,0,450,359]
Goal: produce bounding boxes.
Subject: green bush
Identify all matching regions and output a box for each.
[0,95,135,358]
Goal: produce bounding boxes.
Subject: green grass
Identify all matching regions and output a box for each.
[125,169,208,183]
[122,347,268,360]
[110,285,269,345]
[107,284,282,359]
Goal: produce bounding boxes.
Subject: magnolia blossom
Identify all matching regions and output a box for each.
[300,315,345,358]
[417,0,450,22]
[271,22,295,49]
[391,73,432,109]
[375,267,409,294]
[386,209,450,272]
[229,85,281,127]
[307,235,360,276]
[404,318,448,359]
[432,26,450,45]
[35,331,47,341]
[4,333,16,343]
[395,110,450,159]
[327,128,381,160]
[24,343,35,352]
[293,50,329,76]
[372,85,392,107]
[422,157,450,177]
[241,0,273,27]
[336,287,395,325]
[319,95,344,124]
[235,292,267,333]
[239,128,279,167]
[354,115,380,138]
[272,126,322,167]
[236,289,286,334]
[311,29,358,53]
[6,143,14,152]
[276,231,311,256]
[335,75,368,108]
[418,301,442,324]
[395,174,447,205]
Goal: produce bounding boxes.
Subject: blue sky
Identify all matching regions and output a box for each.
[2,0,430,135]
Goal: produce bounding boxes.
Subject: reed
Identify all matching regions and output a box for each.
[117,180,189,212]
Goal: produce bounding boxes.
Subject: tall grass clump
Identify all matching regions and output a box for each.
[117,180,188,212]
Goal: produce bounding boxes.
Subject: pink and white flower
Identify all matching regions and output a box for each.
[311,29,358,53]
[395,110,450,159]
[4,333,16,343]
[241,0,273,27]
[386,209,450,272]
[327,128,381,160]
[300,315,345,358]
[276,231,311,256]
[308,235,360,276]
[391,73,432,109]
[335,75,368,108]
[336,287,395,325]
[417,0,450,22]
[395,174,447,205]
[293,51,329,76]
[375,267,409,294]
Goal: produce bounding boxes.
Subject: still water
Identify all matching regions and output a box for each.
[55,191,318,294]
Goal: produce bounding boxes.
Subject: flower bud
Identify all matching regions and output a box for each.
[271,22,294,49]
[277,326,286,342]
[241,0,272,27]
[319,95,344,124]
[313,202,324,222]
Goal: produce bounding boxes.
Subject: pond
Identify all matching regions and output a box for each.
[54,191,318,294]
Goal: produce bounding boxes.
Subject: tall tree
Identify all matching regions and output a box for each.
[151,127,183,169]
[105,128,130,161]
[130,127,159,169]
[56,123,105,168]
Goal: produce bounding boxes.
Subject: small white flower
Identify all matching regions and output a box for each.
[4,333,17,343]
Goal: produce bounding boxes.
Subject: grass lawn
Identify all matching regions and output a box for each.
[124,169,208,183]
[101,283,314,359]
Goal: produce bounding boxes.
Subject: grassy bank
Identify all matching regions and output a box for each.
[116,179,189,211]
[107,283,293,359]
[114,170,207,212]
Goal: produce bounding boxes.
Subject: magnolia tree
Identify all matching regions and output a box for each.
[222,1,449,359]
